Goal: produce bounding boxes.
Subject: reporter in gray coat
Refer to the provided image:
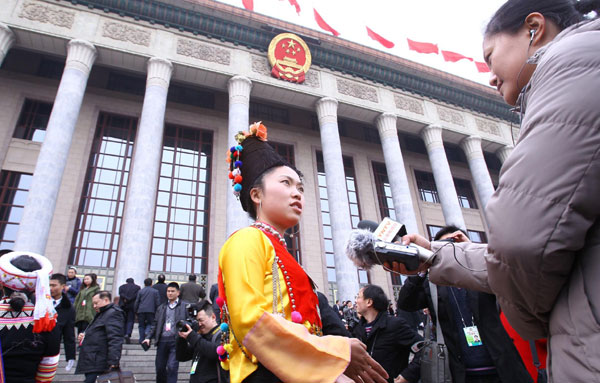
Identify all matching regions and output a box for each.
[402,1,600,381]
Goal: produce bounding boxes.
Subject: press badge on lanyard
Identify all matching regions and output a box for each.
[190,358,198,375]
[463,326,483,347]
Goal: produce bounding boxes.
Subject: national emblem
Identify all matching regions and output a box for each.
[268,33,311,84]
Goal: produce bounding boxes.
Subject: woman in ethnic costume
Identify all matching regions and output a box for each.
[217,123,388,383]
[0,251,60,382]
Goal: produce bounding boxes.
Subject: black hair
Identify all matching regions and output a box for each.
[51,273,67,285]
[157,274,166,283]
[144,278,153,287]
[0,249,12,257]
[126,278,134,283]
[485,0,600,37]
[10,255,42,272]
[361,285,388,312]
[94,290,112,301]
[167,282,180,290]
[83,273,98,288]
[197,299,215,316]
[247,165,305,220]
[188,274,197,282]
[434,225,469,241]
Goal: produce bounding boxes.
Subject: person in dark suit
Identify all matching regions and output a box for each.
[118,277,140,342]
[135,277,160,343]
[153,274,168,305]
[75,290,125,383]
[49,273,76,371]
[179,274,206,303]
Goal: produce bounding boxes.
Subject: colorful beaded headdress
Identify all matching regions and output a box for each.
[0,251,57,333]
[226,122,291,212]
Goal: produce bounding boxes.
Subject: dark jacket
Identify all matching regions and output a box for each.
[317,292,350,337]
[76,303,125,374]
[176,326,229,383]
[148,299,188,344]
[66,276,82,303]
[397,275,532,383]
[53,292,76,361]
[153,281,168,305]
[209,283,221,323]
[180,281,206,303]
[353,312,422,383]
[135,286,160,314]
[118,281,140,310]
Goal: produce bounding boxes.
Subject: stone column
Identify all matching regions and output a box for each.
[376,113,419,233]
[460,136,495,209]
[496,145,513,164]
[226,76,253,236]
[316,97,359,302]
[421,125,466,230]
[14,40,97,254]
[115,58,173,289]
[0,23,15,66]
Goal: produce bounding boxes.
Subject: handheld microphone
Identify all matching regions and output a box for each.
[346,219,433,271]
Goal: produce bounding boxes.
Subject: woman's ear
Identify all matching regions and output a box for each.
[524,12,547,46]
[250,187,262,205]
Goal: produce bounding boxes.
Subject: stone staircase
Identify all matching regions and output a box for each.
[54,326,193,382]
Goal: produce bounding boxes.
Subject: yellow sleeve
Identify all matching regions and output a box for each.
[219,227,350,383]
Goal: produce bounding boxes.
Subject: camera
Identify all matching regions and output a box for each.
[176,303,201,332]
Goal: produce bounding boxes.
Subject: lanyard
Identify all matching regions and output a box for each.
[449,288,475,328]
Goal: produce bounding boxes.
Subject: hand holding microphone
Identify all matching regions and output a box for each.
[345,218,435,274]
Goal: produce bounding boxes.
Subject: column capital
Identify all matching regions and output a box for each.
[376,112,398,139]
[146,57,173,89]
[496,145,514,164]
[0,23,15,66]
[228,75,252,104]
[66,39,97,74]
[460,135,484,160]
[420,124,444,151]
[315,97,338,125]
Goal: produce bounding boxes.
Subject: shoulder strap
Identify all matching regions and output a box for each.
[212,330,222,383]
[529,340,541,368]
[428,280,445,345]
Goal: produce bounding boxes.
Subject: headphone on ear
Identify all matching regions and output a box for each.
[529,29,537,43]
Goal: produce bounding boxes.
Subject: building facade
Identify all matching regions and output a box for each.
[0,0,515,302]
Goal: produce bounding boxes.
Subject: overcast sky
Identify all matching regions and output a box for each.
[215,0,507,86]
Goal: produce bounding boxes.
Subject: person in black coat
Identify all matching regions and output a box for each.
[396,226,532,383]
[317,292,351,337]
[353,285,422,383]
[179,274,206,303]
[118,278,140,340]
[176,300,229,383]
[135,278,160,343]
[76,290,125,383]
[153,274,168,305]
[209,283,221,324]
[50,273,77,369]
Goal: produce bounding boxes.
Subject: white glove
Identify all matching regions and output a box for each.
[65,359,75,371]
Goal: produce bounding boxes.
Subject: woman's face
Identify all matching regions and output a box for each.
[483,29,535,106]
[83,275,92,286]
[254,166,304,232]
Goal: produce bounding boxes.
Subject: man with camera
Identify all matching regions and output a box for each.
[143,282,188,383]
[176,300,229,383]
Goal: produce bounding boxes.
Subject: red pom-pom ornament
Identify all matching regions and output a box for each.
[228,172,234,179]
[216,297,225,308]
[217,345,226,355]
[234,175,243,184]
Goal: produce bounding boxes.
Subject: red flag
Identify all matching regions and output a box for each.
[313,8,340,36]
[475,61,490,73]
[242,0,253,11]
[441,50,473,62]
[366,26,395,49]
[289,0,301,14]
[407,38,438,54]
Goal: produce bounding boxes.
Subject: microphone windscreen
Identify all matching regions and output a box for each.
[357,220,379,232]
[345,229,376,269]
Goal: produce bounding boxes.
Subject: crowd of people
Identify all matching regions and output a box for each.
[1,0,599,382]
